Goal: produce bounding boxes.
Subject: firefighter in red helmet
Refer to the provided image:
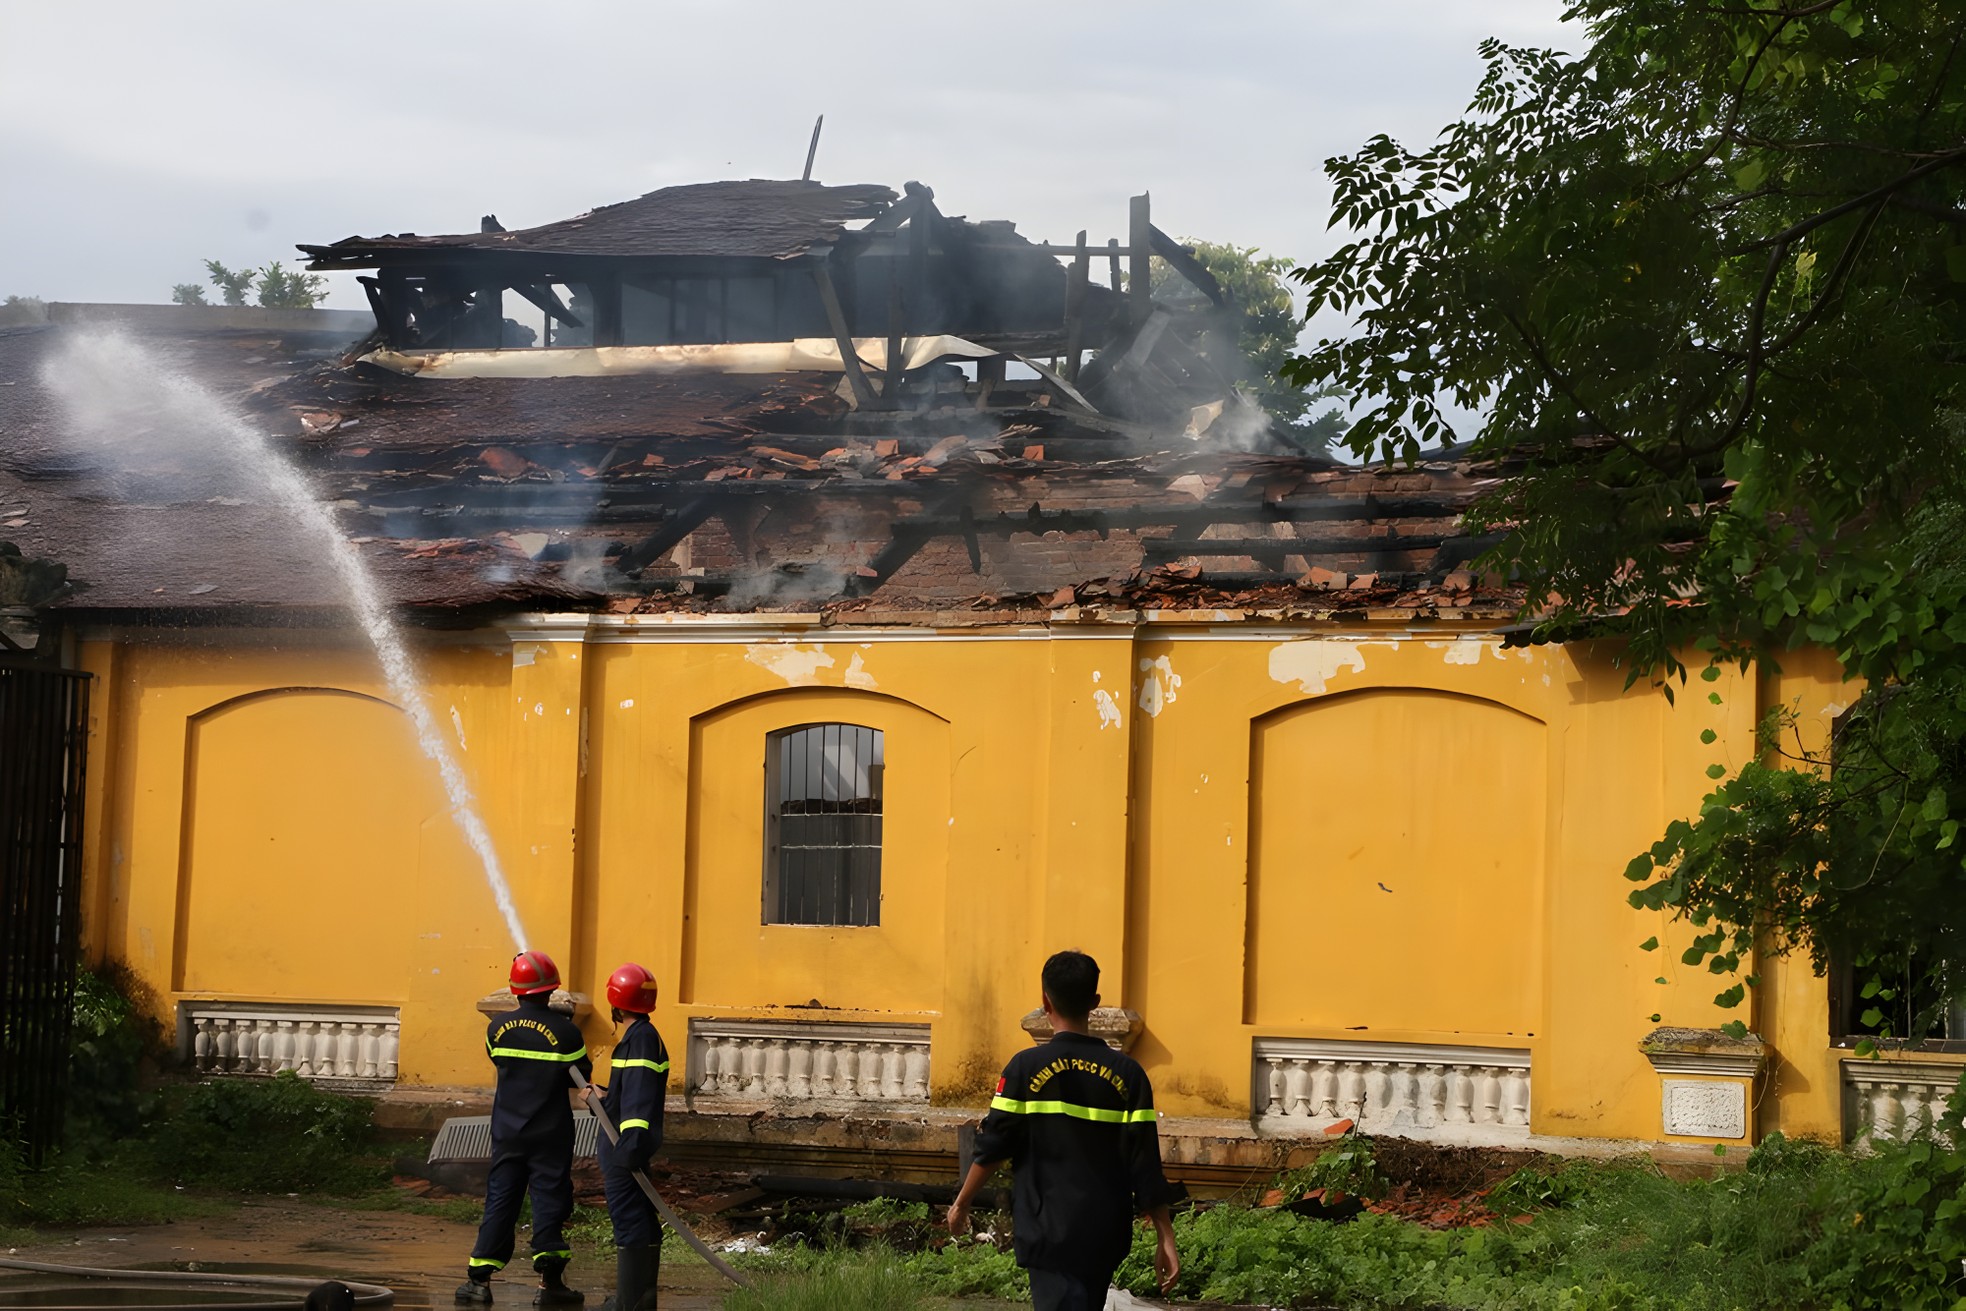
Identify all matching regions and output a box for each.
[587,963,669,1311]
[458,951,592,1307]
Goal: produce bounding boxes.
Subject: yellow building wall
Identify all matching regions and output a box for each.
[74,619,1851,1143]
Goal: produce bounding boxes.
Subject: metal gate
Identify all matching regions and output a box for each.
[0,659,90,1166]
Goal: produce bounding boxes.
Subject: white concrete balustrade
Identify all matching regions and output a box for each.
[1842,1057,1965,1145]
[686,1019,930,1104]
[178,1004,400,1087]
[1254,1038,1531,1144]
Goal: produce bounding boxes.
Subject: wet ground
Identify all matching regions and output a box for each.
[0,1199,741,1311]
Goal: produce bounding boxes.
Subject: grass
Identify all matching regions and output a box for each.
[684,1133,1966,1311]
[1,1144,222,1239]
[719,1249,932,1311]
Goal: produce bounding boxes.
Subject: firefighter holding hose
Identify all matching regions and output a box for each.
[585,962,670,1311]
[458,951,592,1307]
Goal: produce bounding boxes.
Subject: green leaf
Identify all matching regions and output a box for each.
[1624,854,1654,882]
[1701,665,1722,683]
[1707,692,1722,706]
[1640,936,1659,952]
[1719,1020,1749,1040]
[1706,763,1728,779]
[1649,1014,1662,1024]
[1861,1007,1884,1027]
[1700,728,1717,745]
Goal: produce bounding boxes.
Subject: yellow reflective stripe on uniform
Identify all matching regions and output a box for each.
[612,1058,670,1072]
[989,1096,1158,1124]
[618,1117,652,1131]
[467,1258,505,1270]
[487,1045,589,1062]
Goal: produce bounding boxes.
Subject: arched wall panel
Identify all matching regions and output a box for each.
[1243,689,1548,1038]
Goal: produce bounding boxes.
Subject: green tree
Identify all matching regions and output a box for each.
[1154,240,1344,449]
[1286,1,1966,1039]
[253,261,327,310]
[204,260,254,306]
[171,283,208,307]
[0,295,46,326]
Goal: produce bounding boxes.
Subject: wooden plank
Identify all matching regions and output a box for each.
[1129,194,1153,326]
[886,272,903,401]
[802,114,824,182]
[1148,226,1228,307]
[1063,230,1090,383]
[1107,238,1124,292]
[809,261,883,410]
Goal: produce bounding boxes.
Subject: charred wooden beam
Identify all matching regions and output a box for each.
[810,259,885,411]
[1128,194,1152,327]
[1147,226,1228,308]
[615,499,718,574]
[1063,231,1090,383]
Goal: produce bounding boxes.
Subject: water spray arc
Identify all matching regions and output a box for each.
[44,334,530,952]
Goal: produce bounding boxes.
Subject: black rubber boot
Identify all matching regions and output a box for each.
[612,1243,659,1311]
[454,1270,493,1305]
[533,1257,584,1308]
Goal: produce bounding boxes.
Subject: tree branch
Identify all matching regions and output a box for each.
[1730,146,1966,253]
[1499,311,1679,476]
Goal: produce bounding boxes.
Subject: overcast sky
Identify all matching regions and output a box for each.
[1,1,1577,315]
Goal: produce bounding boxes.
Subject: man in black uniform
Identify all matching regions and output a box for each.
[589,962,669,1311]
[457,950,593,1307]
[948,950,1180,1310]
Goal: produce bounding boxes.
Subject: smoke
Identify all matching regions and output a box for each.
[721,562,848,610]
[41,332,531,953]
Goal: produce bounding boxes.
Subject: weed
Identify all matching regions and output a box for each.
[1483,1158,1599,1213]
[1273,1132,1388,1202]
[145,1073,387,1194]
[720,1249,927,1311]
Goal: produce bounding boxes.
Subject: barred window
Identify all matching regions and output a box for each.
[764,724,884,926]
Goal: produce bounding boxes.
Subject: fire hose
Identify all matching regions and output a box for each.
[567,1068,750,1288]
[0,1258,394,1310]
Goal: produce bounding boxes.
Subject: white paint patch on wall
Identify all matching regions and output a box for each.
[1095,688,1123,730]
[1268,640,1367,694]
[450,706,468,751]
[844,652,877,689]
[745,642,837,684]
[512,643,541,668]
[1438,637,1488,665]
[619,698,636,710]
[1138,655,1182,717]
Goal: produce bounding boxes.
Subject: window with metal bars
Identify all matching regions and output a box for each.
[763,723,884,926]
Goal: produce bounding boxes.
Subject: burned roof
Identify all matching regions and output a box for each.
[301,180,897,266]
[0,310,1521,624]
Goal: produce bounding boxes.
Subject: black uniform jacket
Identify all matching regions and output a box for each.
[971,1030,1176,1278]
[599,1014,669,1173]
[485,995,592,1147]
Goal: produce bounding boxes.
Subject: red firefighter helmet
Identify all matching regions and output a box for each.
[509,950,560,996]
[605,962,659,1013]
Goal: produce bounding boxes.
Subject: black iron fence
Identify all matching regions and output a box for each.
[0,658,90,1166]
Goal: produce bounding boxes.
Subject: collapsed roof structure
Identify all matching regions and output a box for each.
[0,180,1515,623]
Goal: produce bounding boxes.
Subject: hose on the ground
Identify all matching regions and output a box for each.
[568,1068,750,1288]
[0,1257,394,1311]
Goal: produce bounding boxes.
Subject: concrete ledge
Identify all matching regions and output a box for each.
[46,302,372,335]
[373,1091,1761,1193]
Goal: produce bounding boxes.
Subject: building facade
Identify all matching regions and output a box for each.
[3,178,1952,1158]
